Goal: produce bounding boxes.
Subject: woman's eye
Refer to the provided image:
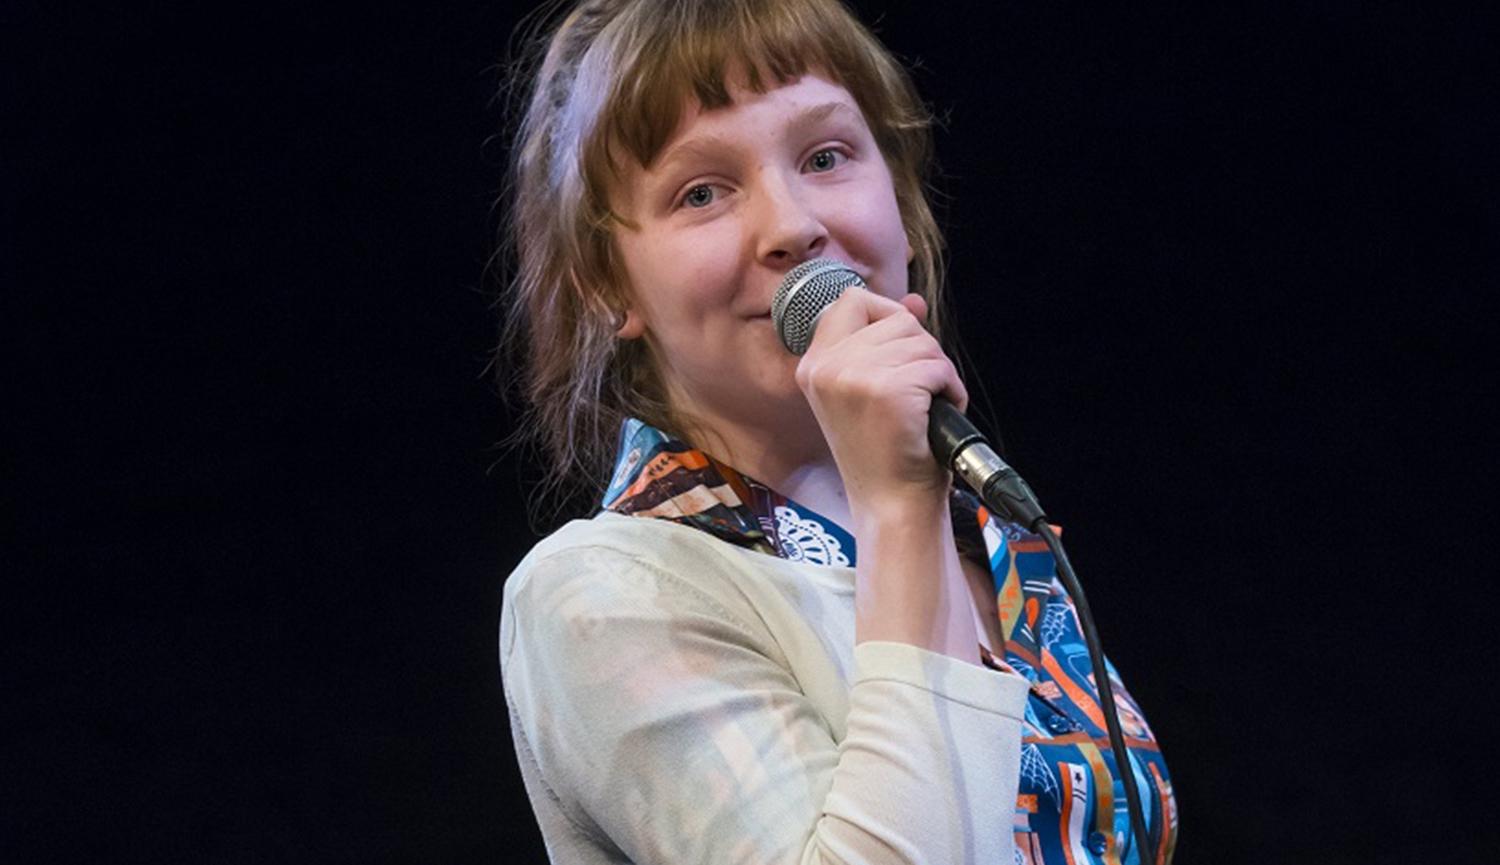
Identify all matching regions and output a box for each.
[681,185,716,208]
[806,148,846,173]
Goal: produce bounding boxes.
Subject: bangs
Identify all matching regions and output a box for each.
[594,0,892,173]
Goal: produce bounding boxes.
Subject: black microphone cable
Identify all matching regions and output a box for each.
[932,398,1154,865]
[1036,516,1154,864]
[775,258,1156,863]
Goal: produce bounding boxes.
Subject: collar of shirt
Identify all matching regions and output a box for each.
[600,417,1005,569]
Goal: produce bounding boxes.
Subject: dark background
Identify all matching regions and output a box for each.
[6,0,1495,862]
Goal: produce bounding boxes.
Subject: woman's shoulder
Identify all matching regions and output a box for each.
[501,512,759,616]
[510,511,728,576]
[499,512,779,669]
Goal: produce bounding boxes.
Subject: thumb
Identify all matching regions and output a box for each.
[899,292,929,325]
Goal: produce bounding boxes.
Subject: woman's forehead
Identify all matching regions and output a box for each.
[656,72,861,158]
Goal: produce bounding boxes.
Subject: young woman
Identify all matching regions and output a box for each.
[497,1,1175,861]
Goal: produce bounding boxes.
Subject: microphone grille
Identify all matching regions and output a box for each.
[771,258,865,355]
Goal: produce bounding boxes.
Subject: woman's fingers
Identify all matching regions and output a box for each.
[798,290,965,405]
[791,288,970,501]
[803,288,912,351]
[798,325,967,411]
[841,345,968,414]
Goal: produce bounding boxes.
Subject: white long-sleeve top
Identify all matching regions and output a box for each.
[500,510,1031,864]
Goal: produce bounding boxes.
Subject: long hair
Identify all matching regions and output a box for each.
[496,0,948,518]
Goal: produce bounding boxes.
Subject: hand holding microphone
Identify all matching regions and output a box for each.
[773,258,1046,530]
[788,278,967,515]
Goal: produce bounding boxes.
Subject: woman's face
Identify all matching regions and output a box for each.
[612,71,912,449]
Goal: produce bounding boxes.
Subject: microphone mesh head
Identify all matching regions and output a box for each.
[771,258,865,355]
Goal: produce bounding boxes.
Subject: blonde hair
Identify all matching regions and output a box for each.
[497,0,948,513]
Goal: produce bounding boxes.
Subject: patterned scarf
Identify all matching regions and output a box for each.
[603,418,1177,864]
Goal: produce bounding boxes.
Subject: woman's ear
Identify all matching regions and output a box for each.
[615,308,645,339]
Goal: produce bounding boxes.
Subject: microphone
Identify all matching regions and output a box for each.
[771,258,1047,530]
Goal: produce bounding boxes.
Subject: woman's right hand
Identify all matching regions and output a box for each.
[793,288,968,526]
[795,287,981,663]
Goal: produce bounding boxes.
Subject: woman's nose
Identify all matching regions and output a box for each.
[755,172,827,268]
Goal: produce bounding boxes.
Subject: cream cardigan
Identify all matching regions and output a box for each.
[500,511,1030,864]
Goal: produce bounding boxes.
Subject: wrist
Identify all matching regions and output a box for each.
[849,484,952,539]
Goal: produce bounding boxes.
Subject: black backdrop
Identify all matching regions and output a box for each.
[7,0,1495,862]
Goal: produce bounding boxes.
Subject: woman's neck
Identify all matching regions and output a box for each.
[674,404,855,531]
[759,457,853,531]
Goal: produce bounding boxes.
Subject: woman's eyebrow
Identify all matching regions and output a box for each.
[785,100,862,137]
[655,135,735,174]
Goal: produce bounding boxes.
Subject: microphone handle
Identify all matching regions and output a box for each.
[927,398,1047,531]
